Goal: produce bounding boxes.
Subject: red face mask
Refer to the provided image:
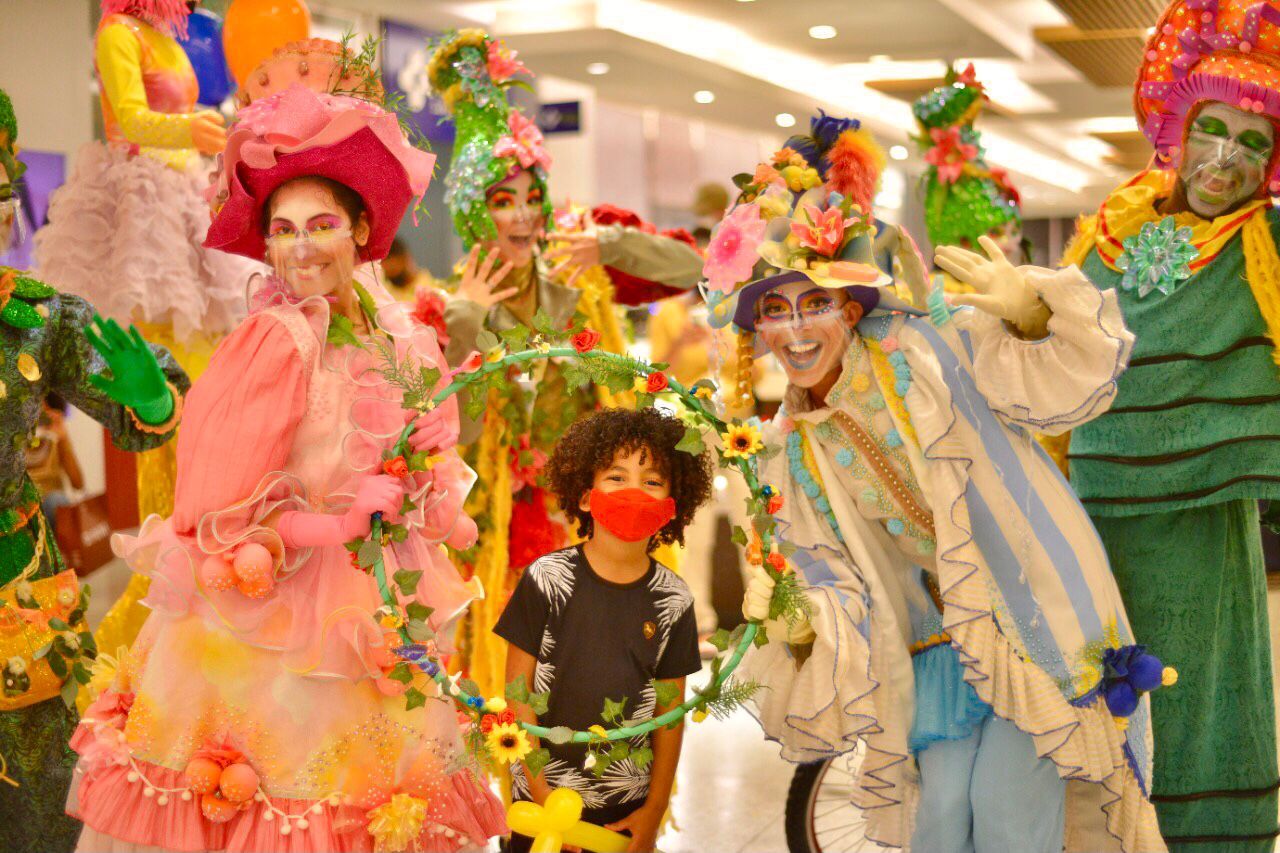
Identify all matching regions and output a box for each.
[588,488,676,543]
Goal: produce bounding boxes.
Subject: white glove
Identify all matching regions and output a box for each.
[742,564,816,646]
[935,235,1051,339]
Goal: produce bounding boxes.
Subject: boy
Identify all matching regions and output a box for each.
[496,407,713,853]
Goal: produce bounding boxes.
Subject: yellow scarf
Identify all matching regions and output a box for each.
[1090,170,1268,272]
[1063,170,1280,372]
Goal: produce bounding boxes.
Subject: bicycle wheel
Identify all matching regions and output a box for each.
[784,743,893,853]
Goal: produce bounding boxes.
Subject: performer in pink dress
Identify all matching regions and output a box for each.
[67,41,506,852]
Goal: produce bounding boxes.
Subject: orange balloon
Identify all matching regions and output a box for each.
[222,0,311,88]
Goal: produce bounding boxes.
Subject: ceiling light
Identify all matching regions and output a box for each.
[869,54,891,63]
[775,112,796,128]
[586,62,610,75]
[889,145,909,161]
[694,89,715,104]
[809,25,837,40]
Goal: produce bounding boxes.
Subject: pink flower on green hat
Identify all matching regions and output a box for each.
[703,203,766,295]
[486,40,531,83]
[493,111,551,171]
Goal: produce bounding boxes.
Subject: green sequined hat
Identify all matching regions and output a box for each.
[428,29,552,249]
[913,65,1020,249]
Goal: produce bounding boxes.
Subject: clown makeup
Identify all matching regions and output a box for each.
[484,168,545,269]
[264,177,369,299]
[755,280,860,396]
[1180,102,1275,218]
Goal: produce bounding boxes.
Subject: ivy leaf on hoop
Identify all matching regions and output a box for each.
[730,526,749,548]
[527,690,551,716]
[601,696,627,725]
[406,619,435,642]
[404,687,427,710]
[531,308,559,338]
[388,662,414,684]
[459,677,482,698]
[475,329,502,354]
[630,747,654,772]
[523,747,552,779]
[544,726,574,745]
[357,539,383,569]
[406,602,434,623]
[675,427,706,456]
[651,679,682,709]
[393,569,423,596]
[506,675,531,705]
[500,325,532,351]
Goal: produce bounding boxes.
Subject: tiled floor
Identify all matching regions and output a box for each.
[80,560,1280,853]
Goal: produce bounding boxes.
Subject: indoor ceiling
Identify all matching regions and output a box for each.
[343,0,1168,217]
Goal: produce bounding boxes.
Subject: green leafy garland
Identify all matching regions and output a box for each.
[337,305,810,775]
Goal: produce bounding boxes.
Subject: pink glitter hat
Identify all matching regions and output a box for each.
[204,40,435,262]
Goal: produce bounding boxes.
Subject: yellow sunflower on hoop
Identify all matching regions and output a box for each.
[722,423,764,459]
[487,721,532,764]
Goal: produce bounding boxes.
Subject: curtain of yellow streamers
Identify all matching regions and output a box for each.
[454,392,514,700]
[1241,212,1280,374]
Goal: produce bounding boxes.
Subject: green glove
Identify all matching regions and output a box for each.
[84,313,173,425]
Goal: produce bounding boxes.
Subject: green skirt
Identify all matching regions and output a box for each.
[0,697,80,852]
[1093,499,1279,852]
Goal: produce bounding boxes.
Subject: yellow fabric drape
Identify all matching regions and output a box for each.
[1241,212,1280,373]
[453,391,513,700]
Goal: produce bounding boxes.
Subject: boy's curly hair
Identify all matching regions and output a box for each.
[548,408,714,549]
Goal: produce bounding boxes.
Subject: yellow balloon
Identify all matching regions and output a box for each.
[222,0,311,89]
[507,790,630,853]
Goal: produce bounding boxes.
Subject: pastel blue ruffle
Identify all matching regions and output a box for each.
[909,641,993,753]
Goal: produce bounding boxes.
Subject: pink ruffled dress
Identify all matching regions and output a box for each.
[68,282,506,852]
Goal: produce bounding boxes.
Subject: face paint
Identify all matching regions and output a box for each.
[1180,102,1275,218]
[265,179,361,298]
[755,280,858,390]
[484,168,545,269]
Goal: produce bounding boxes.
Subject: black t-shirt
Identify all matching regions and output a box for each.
[494,545,701,813]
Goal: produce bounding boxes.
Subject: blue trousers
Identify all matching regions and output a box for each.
[911,715,1065,853]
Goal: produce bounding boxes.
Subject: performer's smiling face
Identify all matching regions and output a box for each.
[755,280,862,392]
[485,168,545,269]
[1181,102,1275,218]
[265,177,369,298]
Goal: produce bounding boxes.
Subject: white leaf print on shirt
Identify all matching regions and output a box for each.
[528,549,577,615]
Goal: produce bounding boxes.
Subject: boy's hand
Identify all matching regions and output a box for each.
[607,801,664,853]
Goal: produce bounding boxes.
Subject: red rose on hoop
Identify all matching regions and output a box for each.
[646,372,669,394]
[383,456,410,478]
[571,329,601,353]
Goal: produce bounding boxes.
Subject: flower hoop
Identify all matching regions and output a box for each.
[356,313,807,774]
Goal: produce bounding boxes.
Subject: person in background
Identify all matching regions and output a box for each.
[429,29,705,700]
[691,182,729,249]
[25,394,85,540]
[380,236,441,302]
[0,85,189,853]
[913,64,1029,291]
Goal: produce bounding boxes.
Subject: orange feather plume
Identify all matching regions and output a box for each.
[826,127,886,215]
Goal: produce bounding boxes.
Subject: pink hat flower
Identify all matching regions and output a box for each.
[493,111,552,171]
[790,203,847,258]
[703,203,767,295]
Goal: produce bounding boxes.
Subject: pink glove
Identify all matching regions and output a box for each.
[277,475,405,547]
[407,396,460,455]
